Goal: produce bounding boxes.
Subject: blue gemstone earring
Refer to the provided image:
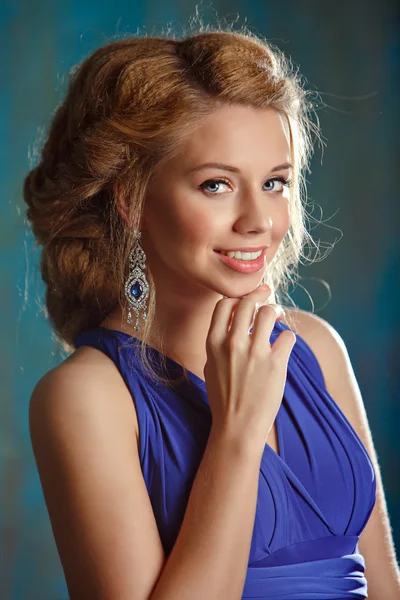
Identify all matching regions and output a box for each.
[124,230,149,331]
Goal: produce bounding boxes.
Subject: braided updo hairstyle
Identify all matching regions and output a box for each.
[23,25,321,385]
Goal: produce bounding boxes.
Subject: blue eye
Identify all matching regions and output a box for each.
[199,179,230,194]
[199,177,293,195]
[264,177,293,192]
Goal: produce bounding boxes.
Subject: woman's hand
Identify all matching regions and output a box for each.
[204,285,296,451]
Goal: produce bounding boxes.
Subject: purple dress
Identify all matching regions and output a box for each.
[75,320,376,599]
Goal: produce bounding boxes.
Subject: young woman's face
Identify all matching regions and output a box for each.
[141,105,292,299]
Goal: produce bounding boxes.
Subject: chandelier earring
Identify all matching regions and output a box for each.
[124,229,149,331]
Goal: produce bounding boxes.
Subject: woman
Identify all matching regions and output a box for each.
[24,28,400,599]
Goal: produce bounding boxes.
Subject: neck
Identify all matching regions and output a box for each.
[101,287,224,381]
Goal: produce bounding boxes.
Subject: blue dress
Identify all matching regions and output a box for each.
[75,320,376,599]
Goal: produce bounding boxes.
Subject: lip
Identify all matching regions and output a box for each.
[215,246,269,252]
[214,247,267,274]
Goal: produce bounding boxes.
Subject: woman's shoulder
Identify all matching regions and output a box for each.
[282,306,340,350]
[33,344,138,413]
[31,344,141,448]
[282,306,353,396]
[281,306,331,336]
[283,304,343,347]
[282,307,343,383]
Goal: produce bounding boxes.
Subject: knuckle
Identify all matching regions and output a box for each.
[217,297,229,307]
[228,331,246,351]
[240,295,257,307]
[206,333,219,350]
[257,304,276,316]
[251,343,267,359]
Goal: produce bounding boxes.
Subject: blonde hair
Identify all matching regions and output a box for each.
[23,24,324,388]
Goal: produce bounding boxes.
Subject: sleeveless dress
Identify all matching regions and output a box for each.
[75,320,376,600]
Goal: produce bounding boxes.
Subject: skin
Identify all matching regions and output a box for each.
[102,104,292,376]
[101,103,400,592]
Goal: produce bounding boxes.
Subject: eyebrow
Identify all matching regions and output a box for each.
[187,161,294,175]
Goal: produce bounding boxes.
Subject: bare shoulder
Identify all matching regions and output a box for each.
[29,346,165,599]
[282,306,339,342]
[39,344,140,445]
[29,345,139,465]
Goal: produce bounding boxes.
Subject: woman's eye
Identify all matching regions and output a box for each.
[199,179,231,194]
[199,177,292,195]
[264,177,291,192]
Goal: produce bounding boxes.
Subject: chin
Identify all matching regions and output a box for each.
[218,282,265,299]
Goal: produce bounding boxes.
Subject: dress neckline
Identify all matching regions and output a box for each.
[78,324,286,460]
[97,326,207,388]
[96,322,284,388]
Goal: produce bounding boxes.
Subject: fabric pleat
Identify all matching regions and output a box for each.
[75,319,376,599]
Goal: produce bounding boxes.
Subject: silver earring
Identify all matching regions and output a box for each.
[124,230,149,331]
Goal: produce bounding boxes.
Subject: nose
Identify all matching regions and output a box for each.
[234,191,274,235]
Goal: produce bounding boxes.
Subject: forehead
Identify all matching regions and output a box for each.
[176,105,291,167]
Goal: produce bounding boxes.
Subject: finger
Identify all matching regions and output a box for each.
[250,303,285,352]
[207,287,271,346]
[271,329,297,362]
[228,286,272,340]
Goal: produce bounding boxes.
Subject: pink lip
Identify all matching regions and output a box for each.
[214,248,267,274]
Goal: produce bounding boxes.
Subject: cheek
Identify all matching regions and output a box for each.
[272,201,290,243]
[177,208,215,244]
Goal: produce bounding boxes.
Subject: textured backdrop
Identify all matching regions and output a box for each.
[1,0,399,597]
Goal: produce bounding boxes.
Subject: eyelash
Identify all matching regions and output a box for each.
[198,176,293,195]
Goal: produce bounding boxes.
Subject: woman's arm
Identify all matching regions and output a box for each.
[286,308,400,599]
[30,355,264,600]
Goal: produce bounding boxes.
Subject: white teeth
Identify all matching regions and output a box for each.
[219,249,263,260]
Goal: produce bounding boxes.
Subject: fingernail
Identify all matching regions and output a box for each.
[260,284,270,291]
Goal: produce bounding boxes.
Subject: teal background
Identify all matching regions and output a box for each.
[1,1,399,597]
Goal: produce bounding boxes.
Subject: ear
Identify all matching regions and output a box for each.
[114,182,146,231]
[113,182,129,223]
